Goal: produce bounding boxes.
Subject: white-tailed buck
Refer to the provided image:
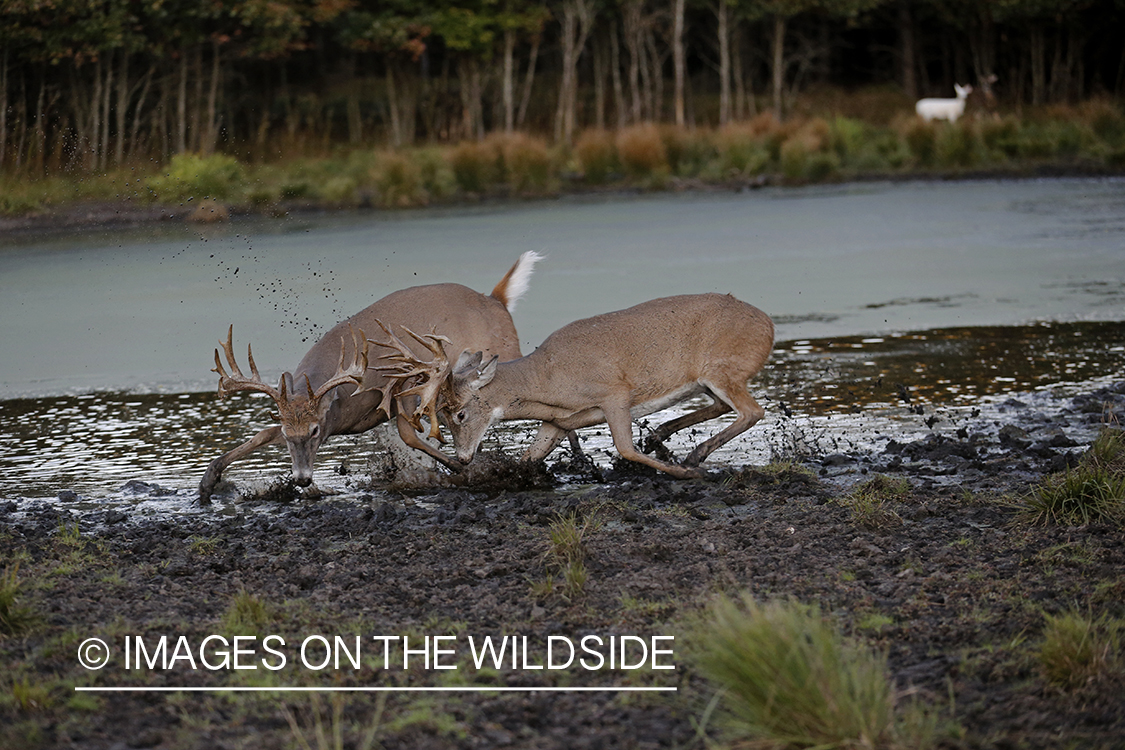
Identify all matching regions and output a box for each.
[199,251,541,503]
[915,83,972,123]
[377,293,774,479]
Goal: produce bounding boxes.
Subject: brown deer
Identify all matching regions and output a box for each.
[376,293,774,479]
[199,251,541,502]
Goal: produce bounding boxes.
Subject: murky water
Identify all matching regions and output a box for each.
[1,178,1123,512]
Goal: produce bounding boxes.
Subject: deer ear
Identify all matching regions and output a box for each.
[471,356,499,391]
[454,350,483,375]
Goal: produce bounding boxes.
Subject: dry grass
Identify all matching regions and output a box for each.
[616,124,668,180]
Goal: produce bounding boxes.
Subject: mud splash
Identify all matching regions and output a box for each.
[1,321,1121,515]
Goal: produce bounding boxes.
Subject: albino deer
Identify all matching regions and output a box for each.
[915,84,972,123]
[199,251,541,502]
[377,293,774,479]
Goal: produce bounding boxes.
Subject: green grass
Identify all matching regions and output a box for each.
[0,565,37,637]
[840,475,908,530]
[1038,609,1122,691]
[693,594,941,748]
[1025,428,1125,526]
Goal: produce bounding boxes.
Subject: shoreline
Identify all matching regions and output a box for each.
[3,163,1122,241]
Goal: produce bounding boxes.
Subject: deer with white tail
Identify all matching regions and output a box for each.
[375,293,774,479]
[199,251,542,503]
[915,83,973,123]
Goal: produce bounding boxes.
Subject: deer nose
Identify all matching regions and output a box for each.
[293,476,312,487]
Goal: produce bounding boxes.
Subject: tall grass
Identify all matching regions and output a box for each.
[616,124,668,182]
[693,595,938,748]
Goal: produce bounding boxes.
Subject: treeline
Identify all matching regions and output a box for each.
[1,0,1123,175]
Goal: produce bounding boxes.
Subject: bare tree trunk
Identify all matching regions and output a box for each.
[177,51,188,154]
[204,39,221,154]
[593,31,606,130]
[129,63,155,161]
[645,27,664,122]
[554,0,592,142]
[503,29,515,133]
[733,23,749,119]
[898,0,917,100]
[610,20,626,128]
[517,33,540,129]
[386,62,402,147]
[672,0,686,126]
[191,44,204,151]
[0,49,8,169]
[623,1,643,123]
[771,14,786,119]
[114,50,129,165]
[717,0,731,125]
[34,71,48,172]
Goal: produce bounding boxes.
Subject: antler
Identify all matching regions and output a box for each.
[368,319,452,441]
[310,324,370,401]
[212,325,285,403]
[212,325,368,407]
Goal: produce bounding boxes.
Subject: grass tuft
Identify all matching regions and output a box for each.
[1025,427,1125,526]
[841,475,907,530]
[693,594,929,748]
[1038,609,1121,691]
[0,565,38,637]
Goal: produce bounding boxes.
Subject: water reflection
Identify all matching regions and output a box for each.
[1,321,1121,505]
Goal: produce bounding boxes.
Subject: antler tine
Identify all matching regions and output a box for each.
[311,324,370,402]
[211,325,282,402]
[366,319,452,441]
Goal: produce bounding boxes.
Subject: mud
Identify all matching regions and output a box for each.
[2,381,1124,749]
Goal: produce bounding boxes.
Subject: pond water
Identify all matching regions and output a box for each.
[1,178,1123,510]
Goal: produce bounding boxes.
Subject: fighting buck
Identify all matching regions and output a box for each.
[915,83,972,123]
[199,251,541,503]
[376,293,774,479]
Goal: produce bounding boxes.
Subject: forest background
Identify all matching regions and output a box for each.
[2,0,1124,213]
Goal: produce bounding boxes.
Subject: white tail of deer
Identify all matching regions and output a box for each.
[915,83,972,123]
[378,293,774,479]
[199,251,542,502]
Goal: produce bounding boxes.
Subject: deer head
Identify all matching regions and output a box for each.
[212,324,369,486]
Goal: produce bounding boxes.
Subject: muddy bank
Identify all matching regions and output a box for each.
[2,381,1123,749]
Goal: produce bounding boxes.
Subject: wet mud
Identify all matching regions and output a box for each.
[3,368,1124,748]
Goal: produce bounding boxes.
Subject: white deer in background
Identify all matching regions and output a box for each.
[915,83,973,123]
[199,251,541,503]
[375,293,775,479]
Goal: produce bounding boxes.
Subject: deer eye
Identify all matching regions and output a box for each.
[309,424,320,438]
[454,410,467,425]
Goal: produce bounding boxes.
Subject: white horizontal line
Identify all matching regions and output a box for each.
[75,686,676,693]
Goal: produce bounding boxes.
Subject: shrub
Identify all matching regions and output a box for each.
[1039,609,1121,690]
[902,118,938,167]
[502,133,554,194]
[660,125,714,177]
[575,128,619,184]
[450,139,501,193]
[374,153,428,208]
[146,152,244,201]
[714,124,770,176]
[934,121,986,168]
[693,595,911,748]
[616,124,668,180]
[780,119,838,181]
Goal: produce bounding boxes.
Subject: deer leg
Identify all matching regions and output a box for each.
[643,397,732,452]
[603,401,704,479]
[199,425,283,504]
[523,422,571,462]
[395,413,463,472]
[682,381,764,467]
